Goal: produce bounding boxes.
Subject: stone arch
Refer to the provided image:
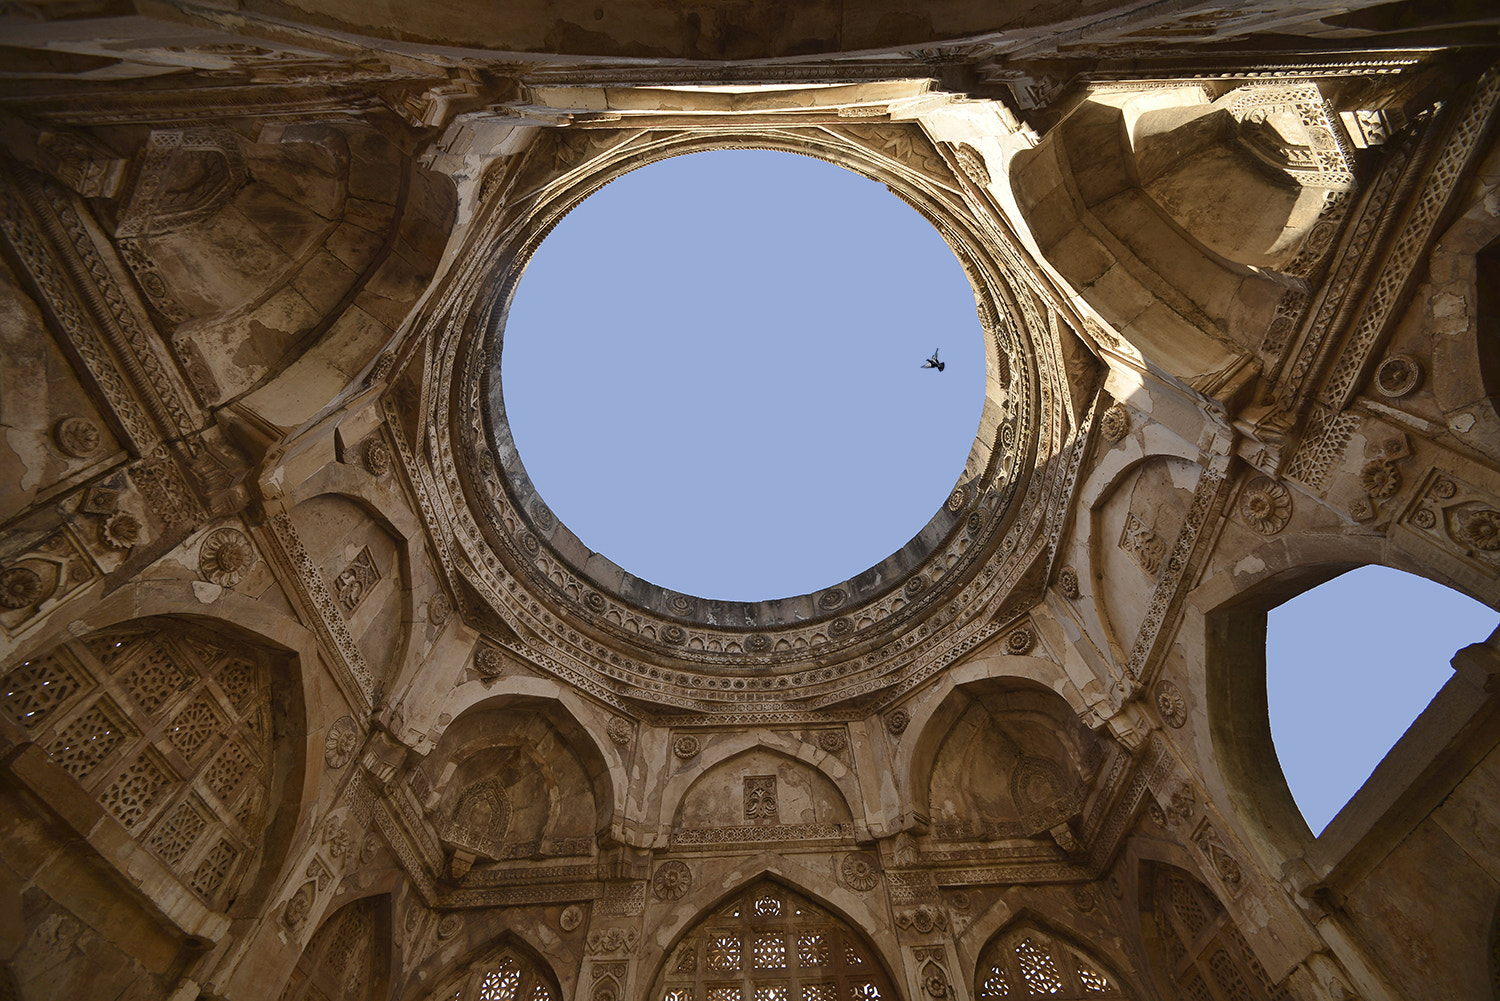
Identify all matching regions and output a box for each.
[418,932,563,1001]
[1198,537,1497,868]
[901,656,1091,808]
[646,874,903,1001]
[907,677,1106,846]
[415,692,614,874]
[1138,863,1288,1001]
[420,682,621,837]
[973,912,1133,999]
[669,745,857,846]
[1429,138,1500,464]
[1011,92,1284,393]
[655,730,864,840]
[278,894,393,1001]
[0,609,309,968]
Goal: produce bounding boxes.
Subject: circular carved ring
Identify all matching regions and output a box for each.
[324,715,359,768]
[418,126,1066,708]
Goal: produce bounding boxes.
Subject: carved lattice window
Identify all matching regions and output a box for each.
[653,881,896,1001]
[425,946,561,1001]
[1148,868,1291,1001]
[279,897,384,1001]
[975,925,1128,1000]
[0,621,275,911]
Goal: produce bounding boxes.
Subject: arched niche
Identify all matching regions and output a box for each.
[1139,864,1290,1001]
[278,895,392,1001]
[974,918,1131,999]
[1011,87,1329,387]
[421,936,563,1001]
[649,879,900,1001]
[0,616,304,997]
[672,747,855,846]
[413,696,611,879]
[916,678,1106,846]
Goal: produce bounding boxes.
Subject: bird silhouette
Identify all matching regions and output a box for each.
[922,348,945,372]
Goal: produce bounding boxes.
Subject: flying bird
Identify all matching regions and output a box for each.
[922,348,945,372]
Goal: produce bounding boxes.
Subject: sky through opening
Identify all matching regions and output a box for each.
[502,149,986,602]
[1267,564,1498,834]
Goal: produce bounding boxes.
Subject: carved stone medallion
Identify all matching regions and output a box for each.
[1239,476,1293,535]
[673,735,701,759]
[324,715,359,768]
[1101,404,1131,443]
[1155,680,1188,729]
[0,567,45,609]
[885,708,910,735]
[840,852,880,891]
[652,860,692,900]
[54,416,102,458]
[198,528,254,587]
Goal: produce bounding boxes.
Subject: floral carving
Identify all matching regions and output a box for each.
[817,730,847,753]
[904,575,927,596]
[1155,679,1188,728]
[946,485,967,512]
[100,512,141,549]
[607,717,632,746]
[584,591,607,613]
[1458,508,1500,550]
[436,913,462,939]
[829,617,853,637]
[363,437,392,476]
[652,860,692,900]
[885,708,910,735]
[559,904,585,931]
[1239,476,1293,535]
[661,624,687,645]
[198,528,254,586]
[324,715,359,768]
[1412,508,1436,528]
[1101,404,1131,443]
[474,645,504,679]
[673,735,700,759]
[428,594,451,626]
[744,634,771,653]
[1360,460,1401,500]
[0,567,46,609]
[54,416,101,458]
[586,927,640,954]
[1006,627,1035,655]
[1058,567,1080,599]
[818,588,847,610]
[840,852,879,891]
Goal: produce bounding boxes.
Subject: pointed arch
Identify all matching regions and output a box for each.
[278,895,392,1001]
[647,877,902,1001]
[1140,864,1289,1001]
[0,612,307,933]
[420,932,562,1001]
[973,915,1131,999]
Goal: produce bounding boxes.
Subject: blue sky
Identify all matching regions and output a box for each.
[502,148,1497,836]
[503,149,985,602]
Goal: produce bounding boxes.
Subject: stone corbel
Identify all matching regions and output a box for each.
[360,728,409,793]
